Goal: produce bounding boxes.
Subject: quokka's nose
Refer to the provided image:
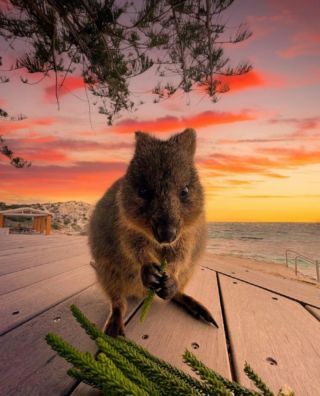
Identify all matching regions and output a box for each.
[155,225,177,243]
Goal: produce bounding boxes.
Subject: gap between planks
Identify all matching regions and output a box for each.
[0,255,92,296]
[218,273,320,396]
[0,246,90,276]
[203,265,320,309]
[0,266,97,336]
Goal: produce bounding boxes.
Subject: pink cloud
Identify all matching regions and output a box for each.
[279,31,320,58]
[0,117,56,135]
[44,76,85,101]
[113,110,255,134]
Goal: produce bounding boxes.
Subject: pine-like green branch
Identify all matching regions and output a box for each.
[70,304,105,340]
[101,334,198,395]
[244,362,274,396]
[96,338,161,395]
[45,333,147,395]
[117,336,210,394]
[45,305,294,396]
[184,350,259,396]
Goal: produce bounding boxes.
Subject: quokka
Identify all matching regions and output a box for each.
[89,128,217,336]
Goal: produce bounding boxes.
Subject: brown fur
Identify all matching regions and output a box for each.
[88,129,216,336]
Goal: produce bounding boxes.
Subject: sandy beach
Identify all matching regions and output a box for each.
[204,251,320,289]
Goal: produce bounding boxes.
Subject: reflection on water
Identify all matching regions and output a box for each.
[207,222,320,279]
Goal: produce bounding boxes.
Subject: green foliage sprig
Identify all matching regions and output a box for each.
[45,305,294,396]
[140,258,167,322]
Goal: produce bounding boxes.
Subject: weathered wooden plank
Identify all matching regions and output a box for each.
[202,255,320,308]
[0,266,97,335]
[72,385,102,396]
[0,235,83,252]
[124,267,231,379]
[0,283,141,396]
[0,244,90,276]
[0,255,91,296]
[0,238,86,257]
[219,274,320,396]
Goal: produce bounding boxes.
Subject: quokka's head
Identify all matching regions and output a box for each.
[120,128,204,244]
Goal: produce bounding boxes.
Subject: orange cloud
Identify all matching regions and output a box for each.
[197,70,285,95]
[199,153,276,175]
[257,147,320,166]
[7,137,133,163]
[199,147,320,177]
[0,162,126,201]
[0,117,56,135]
[225,179,256,186]
[219,71,265,92]
[45,76,85,101]
[113,110,255,134]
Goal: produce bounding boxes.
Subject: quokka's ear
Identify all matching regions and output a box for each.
[134,131,154,153]
[170,128,196,157]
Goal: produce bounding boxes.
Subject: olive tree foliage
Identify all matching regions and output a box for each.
[0,0,252,167]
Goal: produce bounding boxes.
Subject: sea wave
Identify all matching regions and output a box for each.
[207,222,320,280]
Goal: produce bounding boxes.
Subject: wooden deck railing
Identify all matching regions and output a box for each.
[285,249,320,282]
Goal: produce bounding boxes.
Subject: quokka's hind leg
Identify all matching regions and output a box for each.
[105,297,127,337]
[172,292,219,328]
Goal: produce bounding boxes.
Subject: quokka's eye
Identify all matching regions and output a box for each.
[138,186,149,199]
[180,185,189,199]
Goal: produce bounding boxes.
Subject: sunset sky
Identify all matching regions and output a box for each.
[1,0,320,222]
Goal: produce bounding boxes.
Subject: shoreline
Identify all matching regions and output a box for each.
[204,251,320,289]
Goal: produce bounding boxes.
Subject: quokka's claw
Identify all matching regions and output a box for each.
[105,305,126,337]
[201,311,219,328]
[104,318,125,338]
[141,263,163,290]
[173,292,219,328]
[156,274,178,300]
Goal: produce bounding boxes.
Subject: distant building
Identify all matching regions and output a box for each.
[0,207,52,235]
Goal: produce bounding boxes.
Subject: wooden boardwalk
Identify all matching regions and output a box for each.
[0,234,319,396]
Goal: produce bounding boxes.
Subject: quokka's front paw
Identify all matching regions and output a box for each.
[141,263,163,290]
[141,263,178,300]
[156,273,178,300]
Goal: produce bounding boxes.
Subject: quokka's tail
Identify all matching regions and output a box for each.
[172,292,219,328]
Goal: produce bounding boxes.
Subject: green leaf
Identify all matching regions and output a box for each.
[140,258,167,322]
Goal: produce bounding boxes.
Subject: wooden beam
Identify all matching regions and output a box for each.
[40,217,45,234]
[46,216,51,235]
[0,214,4,228]
[34,218,39,232]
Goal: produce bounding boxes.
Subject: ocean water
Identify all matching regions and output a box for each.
[207,222,320,279]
